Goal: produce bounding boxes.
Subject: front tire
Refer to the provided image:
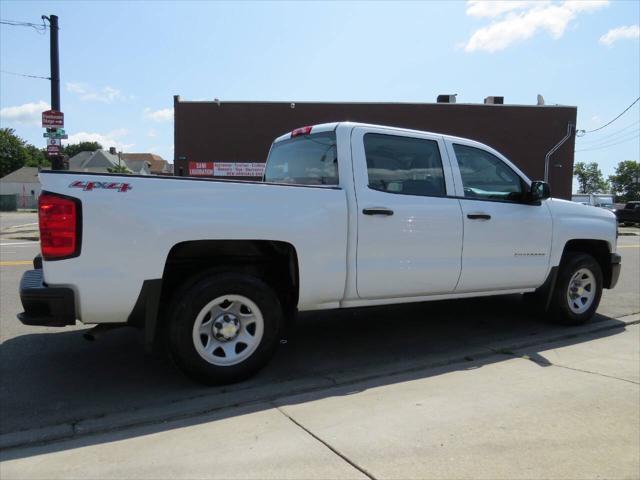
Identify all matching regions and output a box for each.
[168,273,282,385]
[548,252,603,325]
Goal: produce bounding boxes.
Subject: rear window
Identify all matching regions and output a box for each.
[264,131,338,185]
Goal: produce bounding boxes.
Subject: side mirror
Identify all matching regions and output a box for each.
[529,181,551,202]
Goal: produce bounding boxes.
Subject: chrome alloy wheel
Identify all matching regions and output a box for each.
[566,268,597,315]
[192,295,264,366]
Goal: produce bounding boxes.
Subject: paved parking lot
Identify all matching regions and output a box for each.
[0,223,638,478]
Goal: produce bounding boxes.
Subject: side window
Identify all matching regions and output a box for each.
[453,144,525,202]
[363,133,446,197]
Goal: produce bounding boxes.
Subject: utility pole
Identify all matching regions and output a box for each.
[49,15,60,112]
[44,14,64,170]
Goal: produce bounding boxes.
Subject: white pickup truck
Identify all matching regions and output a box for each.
[19,122,621,384]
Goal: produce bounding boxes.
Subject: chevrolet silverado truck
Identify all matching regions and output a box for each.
[19,122,621,384]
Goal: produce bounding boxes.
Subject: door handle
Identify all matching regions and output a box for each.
[467,213,491,220]
[363,207,394,216]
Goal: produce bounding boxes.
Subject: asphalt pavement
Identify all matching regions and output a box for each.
[0,228,638,478]
[0,212,37,232]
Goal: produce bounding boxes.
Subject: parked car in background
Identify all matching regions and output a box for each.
[615,201,640,226]
[571,194,616,212]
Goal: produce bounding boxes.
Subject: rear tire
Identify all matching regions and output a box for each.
[548,252,602,325]
[168,272,282,385]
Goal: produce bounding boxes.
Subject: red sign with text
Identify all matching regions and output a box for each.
[42,110,64,128]
[47,144,61,156]
[188,162,215,176]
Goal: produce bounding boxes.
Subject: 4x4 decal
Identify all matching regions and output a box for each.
[69,180,132,192]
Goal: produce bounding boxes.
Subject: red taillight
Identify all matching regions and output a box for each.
[39,192,81,260]
[291,126,312,137]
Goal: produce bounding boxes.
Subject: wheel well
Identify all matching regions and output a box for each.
[562,239,613,288]
[160,240,299,315]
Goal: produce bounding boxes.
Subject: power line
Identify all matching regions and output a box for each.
[0,18,48,34]
[576,121,639,146]
[578,97,640,135]
[0,69,50,80]
[575,133,639,152]
[576,132,639,151]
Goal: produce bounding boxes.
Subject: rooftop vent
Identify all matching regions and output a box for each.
[437,94,457,104]
[109,147,117,155]
[484,96,504,105]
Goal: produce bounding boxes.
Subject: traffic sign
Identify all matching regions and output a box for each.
[47,144,61,156]
[42,110,64,128]
[47,138,62,147]
[43,132,68,139]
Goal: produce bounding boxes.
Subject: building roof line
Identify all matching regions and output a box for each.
[175,99,577,109]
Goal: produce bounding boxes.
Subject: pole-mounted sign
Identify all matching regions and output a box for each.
[42,110,64,129]
[47,144,62,157]
[43,129,68,139]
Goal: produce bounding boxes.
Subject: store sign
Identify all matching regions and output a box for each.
[189,162,214,176]
[188,162,265,177]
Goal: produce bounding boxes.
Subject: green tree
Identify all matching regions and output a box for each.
[573,161,609,193]
[0,128,30,177]
[24,144,50,168]
[608,160,640,202]
[107,164,131,174]
[63,141,102,159]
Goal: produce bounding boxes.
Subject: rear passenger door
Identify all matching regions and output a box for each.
[352,127,463,299]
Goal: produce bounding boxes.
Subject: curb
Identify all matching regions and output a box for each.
[1,312,638,452]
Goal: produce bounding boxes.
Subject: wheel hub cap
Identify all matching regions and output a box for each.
[566,268,596,314]
[192,294,265,367]
[212,313,240,341]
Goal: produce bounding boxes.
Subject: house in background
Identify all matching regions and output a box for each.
[0,149,166,210]
[0,166,41,209]
[68,148,151,175]
[121,153,173,175]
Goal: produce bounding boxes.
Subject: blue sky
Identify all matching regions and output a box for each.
[1,0,638,180]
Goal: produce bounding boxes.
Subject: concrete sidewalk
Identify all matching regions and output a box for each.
[2,325,638,479]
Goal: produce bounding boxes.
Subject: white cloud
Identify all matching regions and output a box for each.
[599,25,640,46]
[67,129,134,151]
[146,128,157,138]
[66,82,125,103]
[0,100,50,126]
[464,0,609,53]
[466,1,543,18]
[143,107,173,122]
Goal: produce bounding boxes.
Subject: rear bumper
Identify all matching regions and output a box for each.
[608,253,621,289]
[18,269,76,326]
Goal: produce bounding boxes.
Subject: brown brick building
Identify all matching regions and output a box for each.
[173,96,577,199]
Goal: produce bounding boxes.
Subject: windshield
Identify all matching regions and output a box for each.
[264,131,338,185]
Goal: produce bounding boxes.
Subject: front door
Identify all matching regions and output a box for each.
[446,141,553,292]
